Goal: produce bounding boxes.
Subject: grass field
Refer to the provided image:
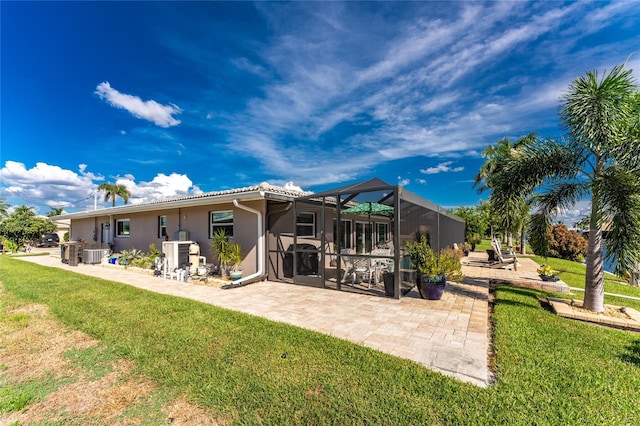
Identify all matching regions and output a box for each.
[1,255,639,425]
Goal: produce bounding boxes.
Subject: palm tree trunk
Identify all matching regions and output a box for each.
[583,206,605,312]
[520,227,526,255]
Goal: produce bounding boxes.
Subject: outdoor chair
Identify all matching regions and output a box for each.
[341,249,373,286]
[370,248,393,285]
[490,239,518,270]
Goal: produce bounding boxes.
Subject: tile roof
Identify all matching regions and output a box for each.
[54,183,312,219]
[136,182,312,206]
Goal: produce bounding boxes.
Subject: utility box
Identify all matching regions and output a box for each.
[84,248,110,264]
[61,242,85,266]
[162,241,192,271]
[188,243,203,269]
[174,230,190,241]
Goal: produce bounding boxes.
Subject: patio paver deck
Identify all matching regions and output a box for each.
[17,252,498,387]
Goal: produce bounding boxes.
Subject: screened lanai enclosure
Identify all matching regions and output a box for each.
[266,178,465,299]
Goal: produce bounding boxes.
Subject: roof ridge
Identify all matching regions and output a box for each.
[134,183,312,207]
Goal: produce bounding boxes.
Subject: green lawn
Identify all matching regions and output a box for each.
[1,256,639,424]
[530,255,640,311]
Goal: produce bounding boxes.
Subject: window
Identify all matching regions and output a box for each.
[158,215,167,238]
[333,219,353,250]
[355,221,373,253]
[296,212,315,237]
[116,219,130,237]
[377,222,389,246]
[210,211,233,238]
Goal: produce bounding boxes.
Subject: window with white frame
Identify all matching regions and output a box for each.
[116,219,130,237]
[376,222,389,246]
[158,215,167,238]
[333,219,353,250]
[210,211,233,238]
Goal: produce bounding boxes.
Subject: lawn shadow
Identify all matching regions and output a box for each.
[621,339,640,366]
[452,277,489,301]
[490,285,544,309]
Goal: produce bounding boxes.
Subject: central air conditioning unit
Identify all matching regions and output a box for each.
[83,248,110,264]
[162,241,193,271]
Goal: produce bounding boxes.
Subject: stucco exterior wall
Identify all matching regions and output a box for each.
[69,200,267,276]
[70,217,99,243]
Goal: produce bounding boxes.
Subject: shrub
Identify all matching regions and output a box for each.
[548,224,588,262]
[118,249,144,266]
[2,240,19,253]
[405,237,464,281]
[147,243,161,263]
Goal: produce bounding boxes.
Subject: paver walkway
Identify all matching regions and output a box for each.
[461,251,571,294]
[17,252,499,387]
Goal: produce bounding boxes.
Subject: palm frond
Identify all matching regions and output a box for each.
[599,167,640,276]
[536,182,590,218]
[561,64,637,156]
[498,138,581,197]
[528,213,551,258]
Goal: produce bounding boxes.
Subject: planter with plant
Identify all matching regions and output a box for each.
[406,236,464,300]
[467,232,481,252]
[537,264,560,282]
[211,229,243,279]
[227,242,243,280]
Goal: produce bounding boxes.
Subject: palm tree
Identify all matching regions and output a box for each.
[0,198,9,221]
[490,64,640,312]
[474,135,533,251]
[46,207,65,217]
[0,198,11,222]
[98,182,131,207]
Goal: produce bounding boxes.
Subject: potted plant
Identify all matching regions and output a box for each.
[537,264,559,282]
[211,229,243,279]
[227,242,243,280]
[467,232,481,252]
[406,236,464,300]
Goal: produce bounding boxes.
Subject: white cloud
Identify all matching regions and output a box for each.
[0,161,200,214]
[127,173,201,203]
[283,182,305,192]
[397,177,410,187]
[95,82,182,128]
[0,161,101,212]
[420,162,465,175]
[0,161,93,185]
[166,1,636,188]
[551,200,591,227]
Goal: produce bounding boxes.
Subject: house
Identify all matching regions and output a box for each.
[55,178,464,298]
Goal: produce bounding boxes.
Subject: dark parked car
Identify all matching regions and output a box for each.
[38,233,60,247]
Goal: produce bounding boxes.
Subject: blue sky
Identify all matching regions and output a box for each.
[1,1,639,224]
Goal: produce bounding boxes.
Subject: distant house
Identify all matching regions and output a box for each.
[55,178,464,298]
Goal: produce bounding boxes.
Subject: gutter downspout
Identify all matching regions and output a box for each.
[223,197,265,288]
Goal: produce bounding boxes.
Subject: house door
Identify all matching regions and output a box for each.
[101,223,111,245]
